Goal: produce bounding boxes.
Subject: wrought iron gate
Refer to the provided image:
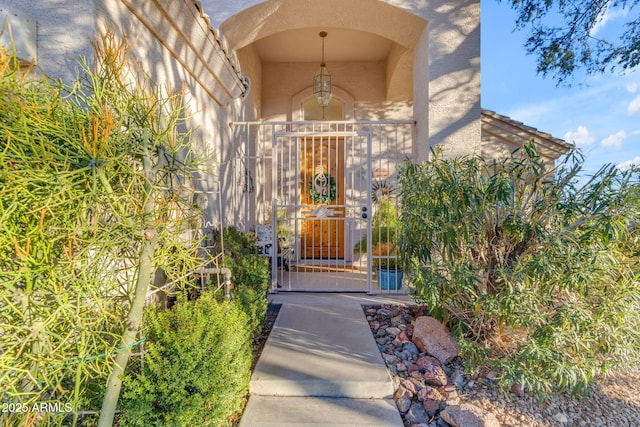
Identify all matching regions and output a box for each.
[229,121,414,294]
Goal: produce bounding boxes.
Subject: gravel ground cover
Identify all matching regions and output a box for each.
[365,304,640,427]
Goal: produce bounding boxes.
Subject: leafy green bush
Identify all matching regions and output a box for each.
[399,141,640,397]
[211,227,270,336]
[354,197,399,253]
[231,255,271,335]
[120,292,251,427]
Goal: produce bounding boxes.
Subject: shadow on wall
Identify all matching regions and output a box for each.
[419,1,481,157]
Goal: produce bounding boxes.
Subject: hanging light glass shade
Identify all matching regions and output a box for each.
[313,31,332,107]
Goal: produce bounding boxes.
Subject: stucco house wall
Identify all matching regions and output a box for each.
[0,0,94,82]
[96,0,257,232]
[260,61,413,121]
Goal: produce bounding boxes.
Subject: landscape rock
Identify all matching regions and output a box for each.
[417,386,444,402]
[396,397,412,414]
[440,403,500,427]
[391,314,404,325]
[410,370,424,380]
[382,353,398,364]
[376,337,390,346]
[412,316,459,364]
[377,308,392,318]
[394,385,412,400]
[421,359,448,387]
[510,382,525,398]
[403,341,420,357]
[444,385,461,405]
[422,399,441,417]
[399,378,418,397]
[553,412,569,424]
[416,355,440,370]
[393,330,410,345]
[396,349,414,362]
[386,326,401,337]
[405,401,430,425]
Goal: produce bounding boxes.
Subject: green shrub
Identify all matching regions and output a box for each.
[231,255,271,336]
[213,226,258,259]
[211,227,270,336]
[120,291,251,427]
[399,141,640,397]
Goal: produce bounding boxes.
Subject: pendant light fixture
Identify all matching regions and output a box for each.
[313,31,332,108]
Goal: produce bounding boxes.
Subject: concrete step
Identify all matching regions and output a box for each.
[239,396,403,427]
[249,302,394,399]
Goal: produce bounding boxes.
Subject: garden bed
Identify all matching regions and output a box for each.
[365,304,640,427]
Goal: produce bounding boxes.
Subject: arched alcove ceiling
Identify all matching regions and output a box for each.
[219,0,427,101]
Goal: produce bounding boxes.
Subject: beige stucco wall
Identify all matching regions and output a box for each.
[0,5,37,63]
[261,60,413,121]
[94,0,254,229]
[0,0,95,83]
[236,44,263,120]
[414,1,481,161]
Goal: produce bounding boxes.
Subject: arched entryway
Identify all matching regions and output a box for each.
[221,1,424,293]
[220,0,479,293]
[220,0,426,120]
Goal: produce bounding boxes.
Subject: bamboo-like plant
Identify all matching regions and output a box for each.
[399,142,640,396]
[0,30,210,426]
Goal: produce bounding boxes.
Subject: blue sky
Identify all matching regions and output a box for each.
[481,1,640,177]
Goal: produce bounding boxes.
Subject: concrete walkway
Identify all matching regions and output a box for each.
[239,293,412,427]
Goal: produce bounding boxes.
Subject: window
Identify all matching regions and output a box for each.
[303,97,343,121]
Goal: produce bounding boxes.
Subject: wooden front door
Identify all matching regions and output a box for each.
[301,137,345,259]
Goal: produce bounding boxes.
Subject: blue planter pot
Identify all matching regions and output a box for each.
[377,268,403,290]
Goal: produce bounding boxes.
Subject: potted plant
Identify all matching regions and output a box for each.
[353,193,403,289]
[372,242,403,290]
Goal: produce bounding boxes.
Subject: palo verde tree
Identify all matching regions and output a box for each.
[500,0,640,83]
[0,31,209,426]
[399,142,639,396]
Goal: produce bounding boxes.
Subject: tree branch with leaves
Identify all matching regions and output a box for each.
[500,0,640,83]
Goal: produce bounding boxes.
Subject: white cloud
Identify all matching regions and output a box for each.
[564,126,596,146]
[628,94,640,115]
[505,104,554,127]
[600,130,627,149]
[591,7,628,36]
[617,156,640,171]
[627,82,639,93]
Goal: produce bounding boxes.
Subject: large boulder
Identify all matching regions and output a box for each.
[412,316,459,364]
